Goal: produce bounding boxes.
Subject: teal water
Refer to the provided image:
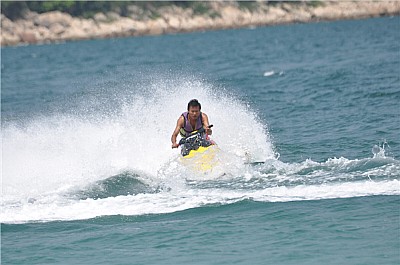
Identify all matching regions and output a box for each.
[2,17,400,264]
[2,197,399,265]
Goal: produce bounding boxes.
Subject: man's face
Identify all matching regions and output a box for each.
[188,106,200,120]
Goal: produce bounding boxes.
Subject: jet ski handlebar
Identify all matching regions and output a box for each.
[179,125,213,145]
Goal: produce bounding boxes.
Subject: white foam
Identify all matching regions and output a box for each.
[1,179,398,224]
[263,71,275,77]
[2,75,398,224]
[2,75,275,198]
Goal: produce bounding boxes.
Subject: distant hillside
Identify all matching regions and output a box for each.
[1,1,399,46]
[2,1,256,20]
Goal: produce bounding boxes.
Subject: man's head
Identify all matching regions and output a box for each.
[187,99,201,110]
[187,99,201,120]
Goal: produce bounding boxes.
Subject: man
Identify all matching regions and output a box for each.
[171,99,213,149]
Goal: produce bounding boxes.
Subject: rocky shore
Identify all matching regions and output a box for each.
[2,1,400,46]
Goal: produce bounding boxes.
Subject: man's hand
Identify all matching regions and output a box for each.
[172,143,180,149]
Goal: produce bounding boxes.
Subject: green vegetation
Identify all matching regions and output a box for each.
[190,2,220,18]
[191,2,210,16]
[0,0,328,21]
[307,1,325,8]
[0,1,215,20]
[238,1,258,12]
[1,1,138,19]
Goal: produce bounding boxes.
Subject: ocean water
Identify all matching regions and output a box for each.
[1,17,399,264]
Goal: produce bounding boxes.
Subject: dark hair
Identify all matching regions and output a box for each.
[187,99,201,110]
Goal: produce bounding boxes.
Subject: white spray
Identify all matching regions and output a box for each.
[2,75,276,200]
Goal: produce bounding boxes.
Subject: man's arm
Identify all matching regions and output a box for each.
[171,116,184,148]
[202,113,212,135]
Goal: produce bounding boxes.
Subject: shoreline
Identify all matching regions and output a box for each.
[1,1,400,47]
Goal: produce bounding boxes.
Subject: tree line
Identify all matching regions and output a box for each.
[1,1,219,20]
[1,1,273,20]
[2,1,151,19]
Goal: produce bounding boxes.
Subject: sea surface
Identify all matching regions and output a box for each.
[1,17,399,265]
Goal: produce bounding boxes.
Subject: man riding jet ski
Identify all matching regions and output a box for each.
[171,99,215,156]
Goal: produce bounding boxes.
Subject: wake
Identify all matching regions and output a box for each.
[2,75,399,224]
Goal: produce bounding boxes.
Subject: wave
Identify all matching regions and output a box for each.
[1,178,398,224]
[70,171,160,200]
[1,75,399,224]
[2,75,275,198]
[1,153,398,224]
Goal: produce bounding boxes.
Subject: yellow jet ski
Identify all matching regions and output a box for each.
[179,125,218,172]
